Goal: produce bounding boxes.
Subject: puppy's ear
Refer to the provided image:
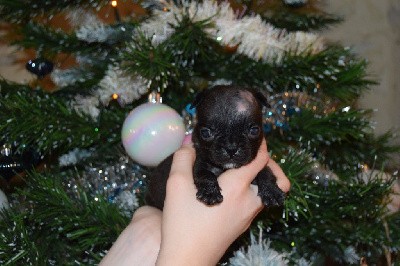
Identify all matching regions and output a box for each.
[253,90,271,108]
[189,89,206,109]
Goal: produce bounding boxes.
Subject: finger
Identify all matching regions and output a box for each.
[241,185,264,231]
[267,159,291,193]
[181,134,193,147]
[248,184,263,207]
[168,134,196,179]
[132,206,162,222]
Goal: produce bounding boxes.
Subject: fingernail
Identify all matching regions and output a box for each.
[182,134,192,145]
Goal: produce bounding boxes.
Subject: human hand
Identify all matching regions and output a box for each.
[99,206,162,266]
[156,137,290,266]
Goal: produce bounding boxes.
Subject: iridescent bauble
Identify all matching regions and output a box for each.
[121,103,185,167]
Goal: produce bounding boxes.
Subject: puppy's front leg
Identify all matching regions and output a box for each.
[193,160,224,205]
[255,167,286,207]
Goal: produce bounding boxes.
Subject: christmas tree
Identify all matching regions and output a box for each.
[0,0,399,265]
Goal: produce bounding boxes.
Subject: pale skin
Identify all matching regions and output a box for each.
[100,137,290,266]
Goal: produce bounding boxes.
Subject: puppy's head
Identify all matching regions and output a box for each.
[191,85,268,169]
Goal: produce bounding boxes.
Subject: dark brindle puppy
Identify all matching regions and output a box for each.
[146,85,285,210]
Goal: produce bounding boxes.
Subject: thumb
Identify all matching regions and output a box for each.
[169,134,196,178]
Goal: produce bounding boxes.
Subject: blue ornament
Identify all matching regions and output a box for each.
[263,123,273,134]
[275,120,290,131]
[185,103,196,116]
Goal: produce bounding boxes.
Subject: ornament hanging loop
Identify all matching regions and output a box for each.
[148,91,162,103]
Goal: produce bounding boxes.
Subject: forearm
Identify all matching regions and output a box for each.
[100,207,162,266]
[156,242,223,266]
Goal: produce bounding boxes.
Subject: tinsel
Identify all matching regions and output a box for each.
[76,24,115,43]
[139,0,324,63]
[66,8,103,29]
[70,94,101,120]
[343,246,361,264]
[229,231,289,266]
[63,156,146,217]
[67,65,149,119]
[0,188,9,210]
[58,148,94,167]
[97,65,149,106]
[50,68,92,87]
[67,9,116,43]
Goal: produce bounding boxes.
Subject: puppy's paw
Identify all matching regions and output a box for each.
[258,183,285,207]
[196,184,223,205]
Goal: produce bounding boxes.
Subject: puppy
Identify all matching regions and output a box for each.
[146,85,285,210]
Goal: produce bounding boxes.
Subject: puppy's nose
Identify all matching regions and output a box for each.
[224,147,239,157]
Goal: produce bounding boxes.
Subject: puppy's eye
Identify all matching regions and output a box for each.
[200,127,214,140]
[248,125,260,137]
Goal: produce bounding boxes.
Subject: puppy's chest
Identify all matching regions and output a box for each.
[200,162,224,176]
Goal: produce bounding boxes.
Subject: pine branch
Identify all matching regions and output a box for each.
[277,148,315,219]
[121,32,178,92]
[121,15,222,93]
[263,11,342,32]
[0,171,130,265]
[288,108,371,143]
[13,22,136,58]
[216,46,373,104]
[275,46,374,102]
[283,108,400,177]
[268,174,395,264]
[0,80,125,155]
[319,131,400,178]
[0,0,107,23]
[0,210,53,265]
[163,15,221,77]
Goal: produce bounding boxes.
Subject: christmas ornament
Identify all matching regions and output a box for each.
[26,58,54,78]
[0,143,41,182]
[181,103,197,135]
[308,162,338,187]
[283,0,308,8]
[121,100,185,167]
[0,144,23,181]
[0,188,9,210]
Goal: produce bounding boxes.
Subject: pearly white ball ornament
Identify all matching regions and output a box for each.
[121,102,185,167]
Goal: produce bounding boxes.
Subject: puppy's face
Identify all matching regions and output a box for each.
[192,86,265,169]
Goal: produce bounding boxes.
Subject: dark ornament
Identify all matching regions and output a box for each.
[0,144,23,181]
[283,0,308,8]
[26,58,54,78]
[0,143,42,182]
